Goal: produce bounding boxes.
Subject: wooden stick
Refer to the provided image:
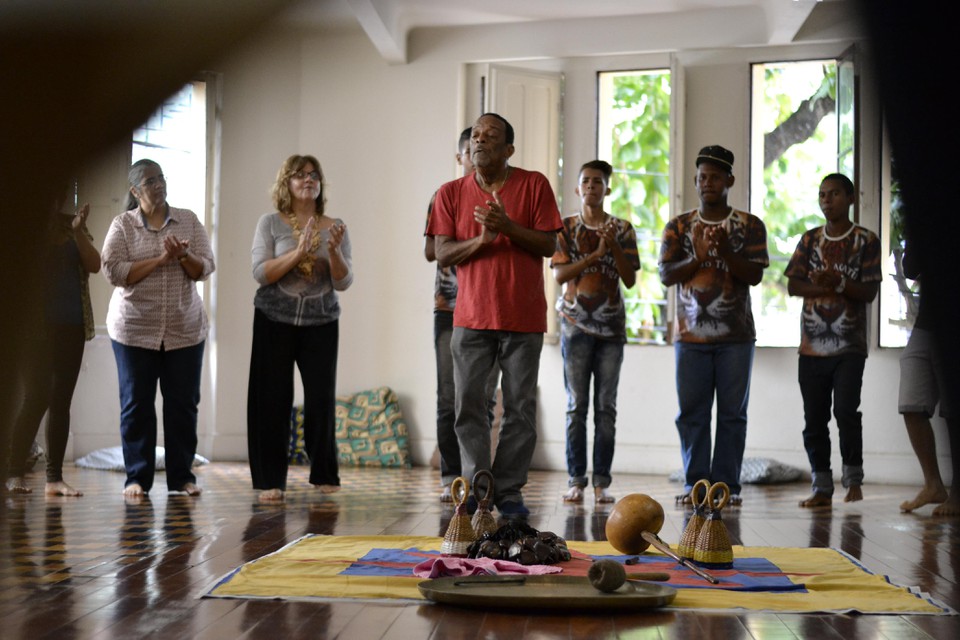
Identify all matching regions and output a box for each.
[625,572,671,582]
[641,531,720,584]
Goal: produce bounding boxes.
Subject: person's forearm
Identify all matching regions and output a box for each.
[788,277,830,298]
[659,255,700,286]
[177,251,204,280]
[74,231,101,274]
[609,243,637,288]
[720,250,763,285]
[841,279,879,303]
[553,254,598,284]
[126,256,167,285]
[260,250,302,284]
[435,235,485,268]
[500,222,556,257]
[329,249,350,282]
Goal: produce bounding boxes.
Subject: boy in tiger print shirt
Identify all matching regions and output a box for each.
[785,173,881,507]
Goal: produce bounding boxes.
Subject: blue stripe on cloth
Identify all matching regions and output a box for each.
[591,553,805,592]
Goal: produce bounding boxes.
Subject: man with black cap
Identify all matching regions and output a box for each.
[658,145,768,507]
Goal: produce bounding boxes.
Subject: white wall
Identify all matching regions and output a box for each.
[66,19,952,487]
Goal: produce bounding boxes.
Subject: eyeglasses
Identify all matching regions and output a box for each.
[291,170,321,182]
[139,174,166,188]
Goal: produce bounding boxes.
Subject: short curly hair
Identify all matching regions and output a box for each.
[271,154,325,215]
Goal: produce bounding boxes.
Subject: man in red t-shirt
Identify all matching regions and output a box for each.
[426,113,562,516]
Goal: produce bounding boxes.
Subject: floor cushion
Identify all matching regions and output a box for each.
[289,386,412,468]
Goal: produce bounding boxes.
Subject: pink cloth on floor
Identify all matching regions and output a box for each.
[413,557,563,578]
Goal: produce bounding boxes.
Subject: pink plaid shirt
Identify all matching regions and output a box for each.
[102,206,215,350]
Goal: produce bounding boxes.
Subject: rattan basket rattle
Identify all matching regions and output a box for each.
[677,478,711,560]
[471,470,498,538]
[692,481,733,569]
[441,476,476,556]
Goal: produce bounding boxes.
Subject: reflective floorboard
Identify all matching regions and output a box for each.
[1,463,957,639]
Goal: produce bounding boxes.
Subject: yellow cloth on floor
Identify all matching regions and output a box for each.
[205,535,949,614]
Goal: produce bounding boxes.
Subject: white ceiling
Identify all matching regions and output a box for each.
[276,0,842,63]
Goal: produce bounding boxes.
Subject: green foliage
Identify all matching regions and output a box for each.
[602,71,672,344]
[755,61,839,345]
[599,62,846,345]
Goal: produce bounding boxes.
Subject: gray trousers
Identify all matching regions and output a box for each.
[451,327,543,506]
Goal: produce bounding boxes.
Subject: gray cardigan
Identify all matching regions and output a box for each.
[251,213,353,326]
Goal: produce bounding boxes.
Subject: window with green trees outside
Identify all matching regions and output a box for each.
[750,59,842,347]
[597,69,671,345]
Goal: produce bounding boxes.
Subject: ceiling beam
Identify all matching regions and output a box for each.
[348,0,407,64]
[763,0,819,44]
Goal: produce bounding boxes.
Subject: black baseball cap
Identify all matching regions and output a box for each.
[695,145,734,174]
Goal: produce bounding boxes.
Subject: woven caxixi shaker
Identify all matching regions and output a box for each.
[471,470,498,539]
[441,476,476,556]
[692,481,734,569]
[677,478,711,560]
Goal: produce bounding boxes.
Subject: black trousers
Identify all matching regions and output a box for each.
[8,323,85,481]
[247,309,340,490]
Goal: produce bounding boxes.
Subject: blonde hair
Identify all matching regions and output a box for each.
[270,154,325,214]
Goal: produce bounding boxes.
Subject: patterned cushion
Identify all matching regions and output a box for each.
[289,387,412,468]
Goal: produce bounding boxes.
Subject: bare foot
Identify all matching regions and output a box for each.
[844,486,863,503]
[316,484,340,494]
[123,483,145,498]
[900,485,948,513]
[45,481,83,497]
[594,487,615,504]
[258,488,284,502]
[174,482,202,496]
[932,495,960,517]
[440,485,453,503]
[562,486,584,503]
[5,477,32,494]
[799,492,832,508]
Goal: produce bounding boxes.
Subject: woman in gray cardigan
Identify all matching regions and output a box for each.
[247,154,353,503]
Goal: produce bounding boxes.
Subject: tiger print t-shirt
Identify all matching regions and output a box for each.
[785,224,882,357]
[659,208,769,343]
[425,191,457,313]
[550,213,640,341]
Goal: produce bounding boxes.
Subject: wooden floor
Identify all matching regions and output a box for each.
[0,462,957,639]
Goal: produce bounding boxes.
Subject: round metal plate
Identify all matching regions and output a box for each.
[418,575,677,611]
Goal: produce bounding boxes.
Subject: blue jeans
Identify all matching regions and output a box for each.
[435,311,499,486]
[111,340,205,492]
[451,327,542,507]
[799,353,866,496]
[674,340,754,496]
[561,319,623,489]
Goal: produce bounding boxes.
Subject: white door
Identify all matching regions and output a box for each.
[485,65,563,337]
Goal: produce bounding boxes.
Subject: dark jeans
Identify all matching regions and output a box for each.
[434,311,499,486]
[8,324,85,481]
[799,353,866,494]
[560,319,623,489]
[247,309,340,490]
[111,339,204,492]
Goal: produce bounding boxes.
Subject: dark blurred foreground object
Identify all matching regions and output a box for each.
[0,0,295,490]
[855,1,960,500]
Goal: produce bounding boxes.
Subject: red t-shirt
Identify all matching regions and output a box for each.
[426,167,562,332]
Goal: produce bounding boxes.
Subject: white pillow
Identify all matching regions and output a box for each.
[75,446,209,471]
